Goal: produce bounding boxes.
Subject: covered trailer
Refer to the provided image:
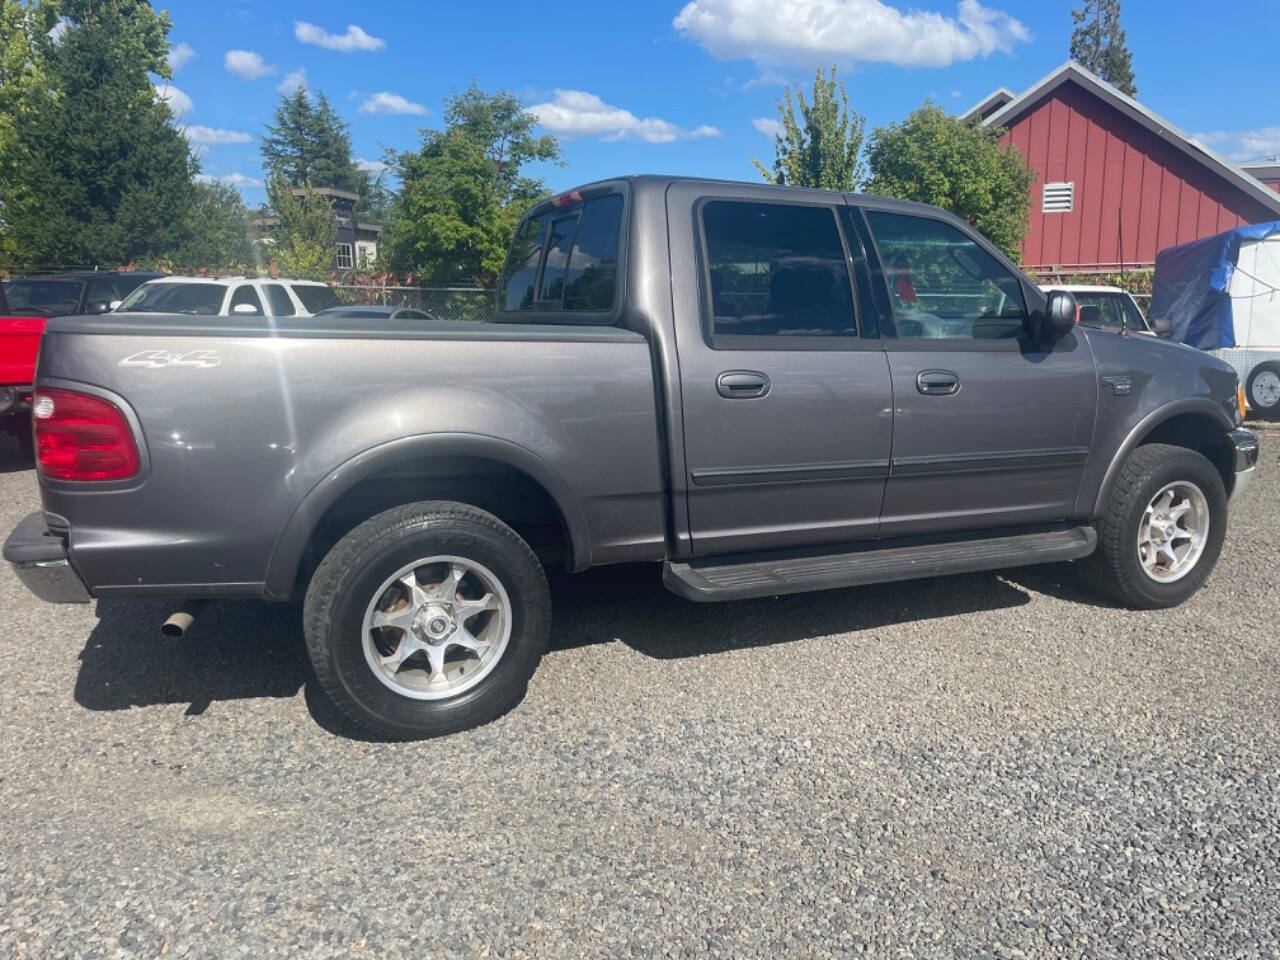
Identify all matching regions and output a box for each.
[1151,221,1280,418]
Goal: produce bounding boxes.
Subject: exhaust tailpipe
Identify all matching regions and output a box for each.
[161,600,207,639]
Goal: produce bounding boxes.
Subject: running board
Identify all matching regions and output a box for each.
[663,526,1097,602]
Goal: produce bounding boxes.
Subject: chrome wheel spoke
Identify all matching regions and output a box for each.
[425,642,450,684]
[448,625,486,656]
[455,592,499,624]
[381,634,427,671]
[434,563,466,603]
[372,603,417,634]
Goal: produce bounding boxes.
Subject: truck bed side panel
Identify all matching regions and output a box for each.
[35,323,665,595]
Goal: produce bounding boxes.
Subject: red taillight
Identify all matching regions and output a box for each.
[33,388,141,481]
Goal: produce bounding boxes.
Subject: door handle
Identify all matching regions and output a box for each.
[916,369,960,396]
[717,370,771,399]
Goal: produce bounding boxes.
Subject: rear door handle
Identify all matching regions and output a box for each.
[916,369,959,396]
[717,370,771,399]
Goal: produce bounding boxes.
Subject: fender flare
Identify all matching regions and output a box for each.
[1090,397,1235,517]
[264,432,592,598]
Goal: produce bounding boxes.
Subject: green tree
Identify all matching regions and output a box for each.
[386,83,560,285]
[866,104,1035,261]
[752,67,866,191]
[2,0,198,266]
[167,179,254,271]
[263,175,336,280]
[260,87,365,193]
[1070,0,1136,97]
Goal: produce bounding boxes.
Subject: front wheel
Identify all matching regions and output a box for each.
[1081,444,1227,609]
[1245,362,1280,421]
[304,502,551,739]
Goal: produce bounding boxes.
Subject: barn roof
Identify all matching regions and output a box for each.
[976,61,1280,219]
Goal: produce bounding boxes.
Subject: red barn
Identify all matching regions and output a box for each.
[966,62,1280,274]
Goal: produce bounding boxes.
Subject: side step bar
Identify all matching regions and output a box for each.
[663,526,1097,602]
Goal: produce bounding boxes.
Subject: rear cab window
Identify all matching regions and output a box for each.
[497,188,625,323]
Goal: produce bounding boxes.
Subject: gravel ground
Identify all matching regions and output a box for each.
[2,426,1279,959]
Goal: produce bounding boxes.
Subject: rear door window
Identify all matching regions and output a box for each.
[537,215,580,304]
[701,200,858,341]
[290,284,338,314]
[263,284,297,316]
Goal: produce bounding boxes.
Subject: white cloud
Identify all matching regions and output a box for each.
[196,172,263,189]
[294,21,385,52]
[155,83,194,116]
[183,125,253,145]
[753,117,784,138]
[1193,127,1280,164]
[356,158,390,173]
[277,68,308,96]
[673,0,1030,68]
[530,90,722,143]
[224,49,274,79]
[358,91,428,115]
[167,42,196,72]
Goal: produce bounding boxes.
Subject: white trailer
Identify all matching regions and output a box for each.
[1152,222,1280,419]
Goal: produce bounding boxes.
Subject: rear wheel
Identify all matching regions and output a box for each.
[1081,444,1226,609]
[304,501,551,739]
[1245,362,1280,421]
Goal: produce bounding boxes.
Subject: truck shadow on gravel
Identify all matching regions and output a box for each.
[0,431,33,474]
[73,563,1057,738]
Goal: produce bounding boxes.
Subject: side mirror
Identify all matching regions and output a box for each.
[1041,289,1078,341]
[232,303,260,315]
[1149,315,1173,336]
[87,301,111,314]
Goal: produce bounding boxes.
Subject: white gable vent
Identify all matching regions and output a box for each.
[1043,182,1075,213]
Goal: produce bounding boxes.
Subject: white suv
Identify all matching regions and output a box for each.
[114,277,339,318]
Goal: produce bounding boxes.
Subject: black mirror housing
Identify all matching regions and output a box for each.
[1038,289,1078,342]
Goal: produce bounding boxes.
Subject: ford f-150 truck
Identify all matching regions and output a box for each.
[4,177,1259,739]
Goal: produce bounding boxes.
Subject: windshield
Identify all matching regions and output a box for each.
[118,282,225,315]
[2,279,83,316]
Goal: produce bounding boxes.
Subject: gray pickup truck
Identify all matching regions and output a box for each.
[5,176,1259,738]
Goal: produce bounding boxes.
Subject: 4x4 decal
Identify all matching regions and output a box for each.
[119,349,221,369]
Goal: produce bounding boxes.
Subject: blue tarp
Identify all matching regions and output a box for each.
[1150,221,1280,350]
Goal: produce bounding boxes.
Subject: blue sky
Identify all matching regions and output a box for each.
[157,0,1280,207]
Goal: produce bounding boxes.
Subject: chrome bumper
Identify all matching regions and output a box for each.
[3,512,91,603]
[1228,428,1259,504]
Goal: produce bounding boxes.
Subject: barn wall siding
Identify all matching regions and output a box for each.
[999,81,1277,270]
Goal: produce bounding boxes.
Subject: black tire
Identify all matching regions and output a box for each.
[1081,443,1226,609]
[1245,362,1280,421]
[304,501,551,739]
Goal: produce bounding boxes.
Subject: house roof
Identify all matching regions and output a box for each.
[290,186,361,202]
[1242,162,1280,182]
[978,61,1280,218]
[959,86,1014,123]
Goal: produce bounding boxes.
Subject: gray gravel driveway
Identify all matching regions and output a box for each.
[2,428,1279,959]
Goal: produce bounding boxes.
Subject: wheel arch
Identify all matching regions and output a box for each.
[265,433,592,599]
[1091,399,1237,518]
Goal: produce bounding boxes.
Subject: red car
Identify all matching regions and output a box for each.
[1,270,161,454]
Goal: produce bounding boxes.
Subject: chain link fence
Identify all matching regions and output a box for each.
[332,285,497,323]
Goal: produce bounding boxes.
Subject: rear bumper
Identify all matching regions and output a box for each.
[1228,428,1259,504]
[2,512,91,603]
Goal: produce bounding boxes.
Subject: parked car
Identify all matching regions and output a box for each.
[2,270,163,317]
[313,305,441,323]
[1150,221,1280,420]
[115,276,339,317]
[1038,284,1153,335]
[4,176,1258,740]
